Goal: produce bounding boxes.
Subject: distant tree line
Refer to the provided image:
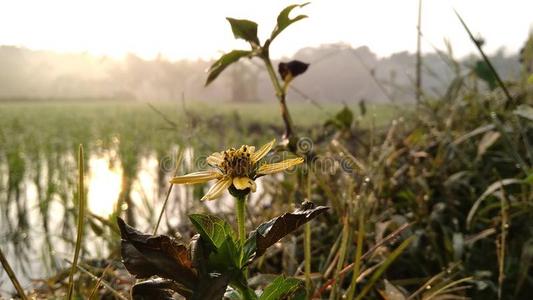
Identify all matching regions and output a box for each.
[0,43,521,103]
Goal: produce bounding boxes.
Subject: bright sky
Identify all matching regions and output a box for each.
[0,0,531,60]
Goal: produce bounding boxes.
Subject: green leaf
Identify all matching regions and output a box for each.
[242,236,258,267]
[270,2,309,41]
[473,60,497,90]
[207,236,241,272]
[189,214,235,250]
[258,276,302,300]
[226,18,260,45]
[191,236,240,299]
[324,105,353,130]
[206,50,252,86]
[243,202,328,264]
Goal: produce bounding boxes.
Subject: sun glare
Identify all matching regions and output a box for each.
[87,154,122,216]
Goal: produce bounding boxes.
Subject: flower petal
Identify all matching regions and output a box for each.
[169,170,222,185]
[251,139,276,163]
[232,177,256,191]
[206,152,224,166]
[256,157,304,175]
[202,177,232,201]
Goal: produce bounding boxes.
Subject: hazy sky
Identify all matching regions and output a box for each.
[0,0,531,60]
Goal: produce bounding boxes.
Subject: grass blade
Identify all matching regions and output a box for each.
[88,257,115,299]
[67,144,86,299]
[153,148,183,235]
[65,259,128,300]
[424,276,473,300]
[454,10,513,106]
[0,246,28,300]
[354,236,414,300]
[329,216,351,300]
[346,211,365,300]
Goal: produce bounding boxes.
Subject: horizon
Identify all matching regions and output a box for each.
[0,0,531,61]
[0,40,525,63]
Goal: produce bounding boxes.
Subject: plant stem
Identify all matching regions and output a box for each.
[262,55,294,139]
[236,194,247,247]
[236,194,249,280]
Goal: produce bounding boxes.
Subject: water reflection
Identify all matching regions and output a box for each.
[87,153,122,216]
[0,146,271,295]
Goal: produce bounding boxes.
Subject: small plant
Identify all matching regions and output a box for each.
[205,2,310,142]
[117,140,328,299]
[114,5,329,299]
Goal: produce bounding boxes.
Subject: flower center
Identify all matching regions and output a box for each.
[220,145,254,178]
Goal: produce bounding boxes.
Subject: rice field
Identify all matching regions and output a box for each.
[0,99,397,297]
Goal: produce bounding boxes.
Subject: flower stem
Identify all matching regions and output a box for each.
[304,170,312,294]
[236,194,247,247]
[304,222,312,293]
[236,194,249,281]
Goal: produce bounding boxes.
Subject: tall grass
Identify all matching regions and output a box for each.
[66,145,86,299]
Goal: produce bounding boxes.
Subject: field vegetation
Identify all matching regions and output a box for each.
[1,3,533,300]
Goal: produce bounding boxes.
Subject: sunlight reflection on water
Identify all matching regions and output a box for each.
[87,153,122,216]
[86,152,160,219]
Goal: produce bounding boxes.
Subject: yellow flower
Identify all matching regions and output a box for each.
[170,139,304,200]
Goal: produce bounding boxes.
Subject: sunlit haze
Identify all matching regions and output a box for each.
[0,0,532,60]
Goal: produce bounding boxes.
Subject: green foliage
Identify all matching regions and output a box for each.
[258,276,302,300]
[206,3,310,91]
[269,3,309,42]
[325,105,354,130]
[189,214,236,250]
[117,199,325,299]
[226,18,260,45]
[206,50,252,86]
[473,60,497,90]
[3,3,533,300]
